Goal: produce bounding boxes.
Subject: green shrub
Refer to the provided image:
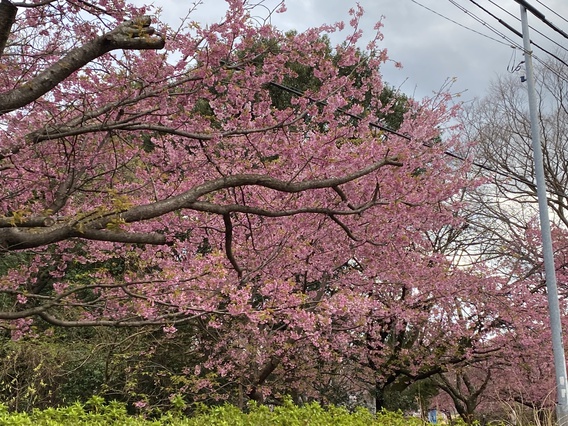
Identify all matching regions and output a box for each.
[0,398,428,425]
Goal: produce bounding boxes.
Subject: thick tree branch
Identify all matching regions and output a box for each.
[0,158,400,250]
[0,224,168,249]
[79,229,167,244]
[0,215,55,227]
[0,0,16,57]
[248,357,280,402]
[27,114,307,144]
[12,0,55,6]
[119,158,401,224]
[187,198,386,217]
[0,16,165,115]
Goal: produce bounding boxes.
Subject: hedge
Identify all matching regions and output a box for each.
[0,397,470,425]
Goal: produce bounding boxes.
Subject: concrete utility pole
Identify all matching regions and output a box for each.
[518,3,568,424]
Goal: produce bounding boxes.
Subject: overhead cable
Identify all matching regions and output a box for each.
[264,69,514,182]
[535,0,568,25]
[488,0,568,55]
[452,0,568,78]
[513,0,568,40]
[447,0,522,49]
[408,0,512,47]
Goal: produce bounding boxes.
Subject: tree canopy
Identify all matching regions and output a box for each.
[0,0,560,421]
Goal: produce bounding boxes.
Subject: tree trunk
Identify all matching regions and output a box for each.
[374,382,387,413]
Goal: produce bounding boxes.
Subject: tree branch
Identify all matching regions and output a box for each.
[223,213,243,279]
[12,0,55,7]
[79,229,167,244]
[187,198,386,217]
[0,0,17,57]
[0,215,55,227]
[36,311,204,327]
[0,157,400,251]
[0,224,167,249]
[0,16,165,115]
[119,158,401,224]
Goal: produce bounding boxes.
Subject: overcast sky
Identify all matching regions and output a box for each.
[153,0,568,103]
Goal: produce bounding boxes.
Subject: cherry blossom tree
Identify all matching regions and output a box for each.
[0,0,498,405]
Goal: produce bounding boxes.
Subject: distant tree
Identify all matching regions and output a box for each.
[456,56,568,414]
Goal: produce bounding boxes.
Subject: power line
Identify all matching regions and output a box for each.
[450,0,568,78]
[408,0,513,47]
[460,0,568,82]
[402,1,568,186]
[487,0,568,56]
[414,0,568,76]
[514,0,568,40]
[535,0,568,26]
[449,0,568,79]
[445,0,568,76]
[267,80,410,139]
[412,0,568,75]
[263,67,523,184]
[457,0,522,41]
[409,0,568,83]
[221,60,411,140]
[444,0,524,52]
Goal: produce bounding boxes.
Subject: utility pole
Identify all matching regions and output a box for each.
[518,3,568,424]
